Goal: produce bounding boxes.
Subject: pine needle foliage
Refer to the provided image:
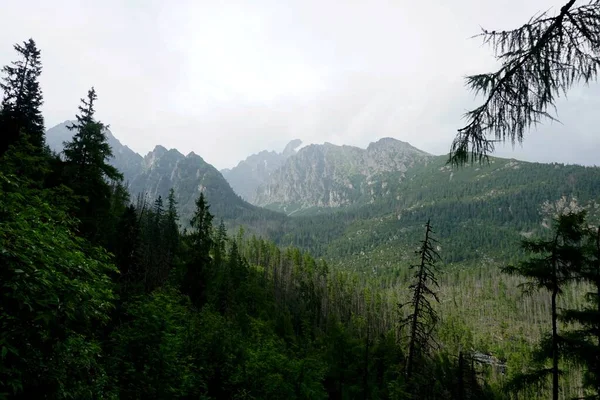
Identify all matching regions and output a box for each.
[451,0,600,165]
[502,211,588,400]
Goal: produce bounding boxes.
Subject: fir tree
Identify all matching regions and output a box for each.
[213,219,228,269]
[182,192,214,308]
[0,38,45,156]
[115,204,143,289]
[62,87,122,243]
[63,87,121,183]
[165,188,180,261]
[562,223,600,399]
[503,211,588,400]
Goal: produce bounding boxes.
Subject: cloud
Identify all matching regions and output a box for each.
[0,0,598,169]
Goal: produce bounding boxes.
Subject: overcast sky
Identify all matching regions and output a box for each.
[0,0,598,169]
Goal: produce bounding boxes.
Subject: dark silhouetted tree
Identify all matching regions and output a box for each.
[0,38,44,156]
[182,192,214,307]
[562,222,600,399]
[62,87,122,243]
[400,219,441,395]
[503,211,588,400]
[451,0,600,164]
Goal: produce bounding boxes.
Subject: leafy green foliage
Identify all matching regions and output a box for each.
[0,172,116,398]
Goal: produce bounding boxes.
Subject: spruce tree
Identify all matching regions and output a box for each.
[182,192,214,308]
[165,188,180,262]
[115,204,143,290]
[62,87,122,243]
[0,38,45,156]
[400,219,441,395]
[63,87,121,183]
[503,211,588,400]
[562,223,600,399]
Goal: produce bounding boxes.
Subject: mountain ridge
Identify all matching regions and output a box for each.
[44,122,286,233]
[45,122,600,272]
[220,139,303,201]
[253,137,433,213]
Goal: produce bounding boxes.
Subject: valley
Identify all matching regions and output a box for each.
[47,123,600,271]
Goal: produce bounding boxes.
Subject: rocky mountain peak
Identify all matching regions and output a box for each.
[282,139,302,157]
[220,139,304,201]
[253,138,433,213]
[367,137,429,154]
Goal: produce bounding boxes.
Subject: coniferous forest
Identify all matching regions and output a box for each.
[2,12,600,399]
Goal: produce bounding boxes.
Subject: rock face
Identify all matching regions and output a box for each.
[128,147,256,223]
[253,138,432,213]
[45,121,144,183]
[221,139,302,201]
[45,123,272,226]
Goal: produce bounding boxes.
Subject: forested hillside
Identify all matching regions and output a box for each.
[3,37,600,400]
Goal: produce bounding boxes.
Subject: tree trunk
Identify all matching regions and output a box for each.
[458,351,465,400]
[594,227,600,399]
[363,322,370,400]
[552,282,559,400]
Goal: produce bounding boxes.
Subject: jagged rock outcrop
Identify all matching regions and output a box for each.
[253,138,432,213]
[45,123,278,227]
[221,139,302,201]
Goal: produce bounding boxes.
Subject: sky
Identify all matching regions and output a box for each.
[0,0,598,169]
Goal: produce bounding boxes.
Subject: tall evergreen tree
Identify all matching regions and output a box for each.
[400,219,441,395]
[165,188,180,259]
[503,211,588,400]
[62,87,122,243]
[182,192,214,308]
[115,204,143,289]
[562,223,600,399]
[63,87,121,183]
[0,38,44,156]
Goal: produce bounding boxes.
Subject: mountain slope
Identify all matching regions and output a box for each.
[45,123,286,231]
[272,155,600,271]
[221,139,302,201]
[45,122,600,273]
[254,138,432,214]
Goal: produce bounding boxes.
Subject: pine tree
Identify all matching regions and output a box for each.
[400,219,441,395]
[450,0,600,164]
[0,38,45,156]
[182,192,214,307]
[503,211,588,400]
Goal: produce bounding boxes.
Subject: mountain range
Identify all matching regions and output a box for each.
[45,122,284,235]
[221,139,302,202]
[46,122,600,271]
